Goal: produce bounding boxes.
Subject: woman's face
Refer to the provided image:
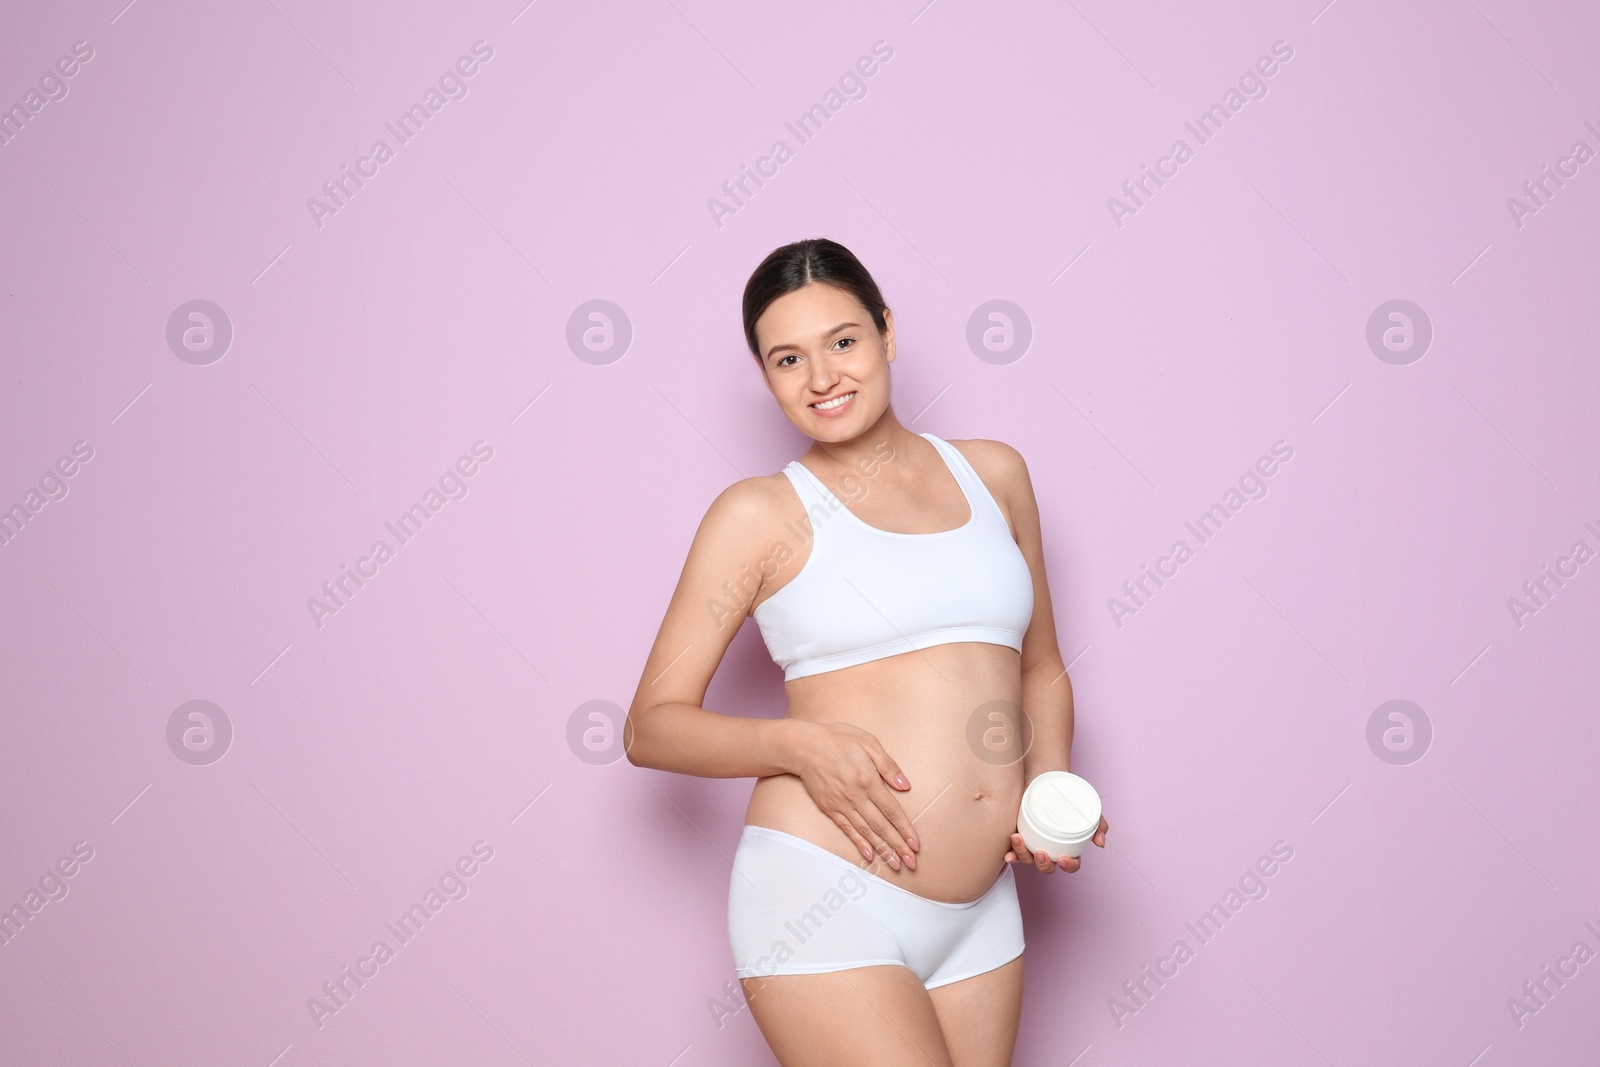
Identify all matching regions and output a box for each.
[752,282,896,441]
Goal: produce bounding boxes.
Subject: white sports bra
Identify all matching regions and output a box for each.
[752,433,1035,681]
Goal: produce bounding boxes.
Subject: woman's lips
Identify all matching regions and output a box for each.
[809,391,856,418]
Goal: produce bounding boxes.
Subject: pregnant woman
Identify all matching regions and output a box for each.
[625,237,1108,1067]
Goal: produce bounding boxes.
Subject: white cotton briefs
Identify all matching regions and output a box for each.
[727,825,1024,989]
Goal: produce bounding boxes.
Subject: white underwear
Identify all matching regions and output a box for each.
[727,824,1025,990]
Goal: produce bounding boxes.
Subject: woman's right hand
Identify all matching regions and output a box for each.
[789,720,920,871]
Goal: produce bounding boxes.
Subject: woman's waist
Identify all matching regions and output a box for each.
[762,694,1030,830]
[782,640,1023,709]
[744,770,1023,902]
[746,772,1025,837]
[782,693,1034,781]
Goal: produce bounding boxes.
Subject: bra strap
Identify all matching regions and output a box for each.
[782,461,832,512]
[924,433,1005,525]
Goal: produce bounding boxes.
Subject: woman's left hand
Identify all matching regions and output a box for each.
[1004,815,1109,873]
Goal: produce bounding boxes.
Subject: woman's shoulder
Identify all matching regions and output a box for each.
[695,468,803,545]
[944,436,1029,480]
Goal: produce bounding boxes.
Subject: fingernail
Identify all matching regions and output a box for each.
[895,775,909,789]
[862,846,873,860]
[904,854,916,870]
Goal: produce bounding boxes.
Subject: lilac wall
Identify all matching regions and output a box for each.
[3,1,1597,1064]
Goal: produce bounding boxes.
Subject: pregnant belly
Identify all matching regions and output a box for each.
[743,643,1027,904]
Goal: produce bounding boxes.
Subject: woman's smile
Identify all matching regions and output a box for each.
[809,390,857,416]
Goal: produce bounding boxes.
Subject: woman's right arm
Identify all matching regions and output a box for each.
[624,477,799,778]
[623,477,921,867]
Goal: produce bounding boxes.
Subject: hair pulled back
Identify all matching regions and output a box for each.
[741,238,889,360]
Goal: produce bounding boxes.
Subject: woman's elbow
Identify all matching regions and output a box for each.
[623,708,655,768]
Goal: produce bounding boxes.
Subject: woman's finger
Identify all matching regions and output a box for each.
[860,790,915,868]
[848,811,900,871]
[828,811,876,863]
[865,783,919,858]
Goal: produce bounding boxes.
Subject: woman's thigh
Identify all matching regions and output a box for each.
[741,966,956,1067]
[928,954,1024,1067]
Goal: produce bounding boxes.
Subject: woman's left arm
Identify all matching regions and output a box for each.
[980,439,1109,870]
[976,439,1073,778]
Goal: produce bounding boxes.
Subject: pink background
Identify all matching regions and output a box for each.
[3,1,1598,1064]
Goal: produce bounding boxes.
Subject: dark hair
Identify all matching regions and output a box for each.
[741,238,890,361]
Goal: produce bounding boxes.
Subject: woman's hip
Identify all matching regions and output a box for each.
[727,824,1023,987]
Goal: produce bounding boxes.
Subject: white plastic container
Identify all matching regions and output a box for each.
[1017,771,1102,860]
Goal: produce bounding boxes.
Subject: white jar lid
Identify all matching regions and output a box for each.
[1024,771,1101,837]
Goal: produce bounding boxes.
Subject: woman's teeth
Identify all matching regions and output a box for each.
[813,392,854,410]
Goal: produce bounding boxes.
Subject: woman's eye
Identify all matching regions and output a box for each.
[777,354,798,367]
[835,337,855,351]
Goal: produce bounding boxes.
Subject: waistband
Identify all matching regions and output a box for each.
[739,824,1009,909]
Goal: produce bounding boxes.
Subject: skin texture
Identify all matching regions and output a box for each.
[626,281,1109,1066]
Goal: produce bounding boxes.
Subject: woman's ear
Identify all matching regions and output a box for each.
[882,308,896,364]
